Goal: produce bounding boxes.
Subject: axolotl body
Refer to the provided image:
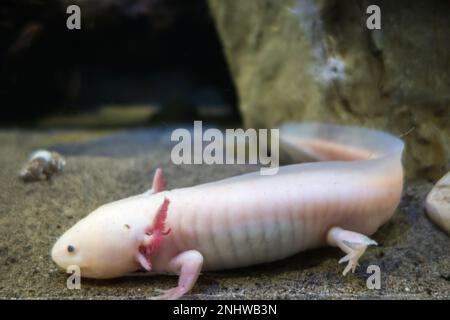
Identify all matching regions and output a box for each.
[51,123,404,299]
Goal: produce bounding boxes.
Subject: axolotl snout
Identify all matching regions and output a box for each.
[52,123,404,299]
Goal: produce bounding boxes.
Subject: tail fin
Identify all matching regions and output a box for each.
[280,122,404,162]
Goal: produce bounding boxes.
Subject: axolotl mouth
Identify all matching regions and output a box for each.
[51,235,125,279]
[50,217,104,278]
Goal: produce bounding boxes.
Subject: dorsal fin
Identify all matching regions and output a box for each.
[151,168,165,193]
[143,167,165,196]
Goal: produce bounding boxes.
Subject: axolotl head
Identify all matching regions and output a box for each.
[51,196,171,279]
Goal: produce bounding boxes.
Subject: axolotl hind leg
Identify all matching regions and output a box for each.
[327,227,378,276]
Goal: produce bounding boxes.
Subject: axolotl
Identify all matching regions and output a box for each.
[51,123,404,299]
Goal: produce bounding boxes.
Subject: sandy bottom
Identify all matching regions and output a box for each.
[0,127,449,299]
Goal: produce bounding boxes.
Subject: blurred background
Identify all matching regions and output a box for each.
[1,0,449,179]
[0,0,239,126]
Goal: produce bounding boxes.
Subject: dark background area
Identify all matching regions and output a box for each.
[0,0,238,125]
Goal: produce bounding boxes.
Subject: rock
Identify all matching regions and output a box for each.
[426,172,450,235]
[207,0,450,179]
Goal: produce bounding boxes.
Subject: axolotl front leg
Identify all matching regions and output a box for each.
[151,250,204,300]
[137,169,204,300]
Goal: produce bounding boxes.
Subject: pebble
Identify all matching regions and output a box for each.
[425,171,450,235]
[19,150,66,182]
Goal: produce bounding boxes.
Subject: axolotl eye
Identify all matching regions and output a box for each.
[67,245,75,253]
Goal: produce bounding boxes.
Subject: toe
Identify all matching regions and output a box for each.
[150,287,184,300]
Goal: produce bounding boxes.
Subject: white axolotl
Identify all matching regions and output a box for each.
[51,123,404,299]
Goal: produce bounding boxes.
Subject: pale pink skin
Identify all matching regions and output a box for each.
[51,123,404,299]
